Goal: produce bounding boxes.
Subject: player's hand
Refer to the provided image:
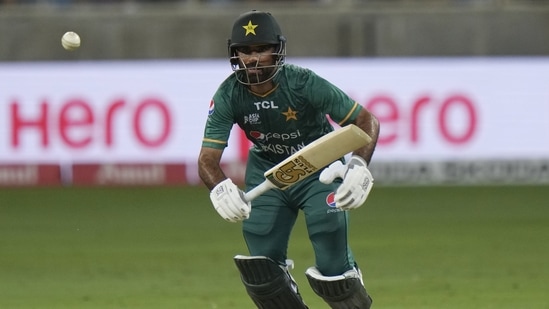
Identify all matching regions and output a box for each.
[319,155,374,210]
[209,179,251,223]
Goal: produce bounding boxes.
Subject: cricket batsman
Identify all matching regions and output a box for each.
[198,10,380,309]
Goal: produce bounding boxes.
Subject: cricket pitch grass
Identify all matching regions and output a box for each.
[1,185,547,309]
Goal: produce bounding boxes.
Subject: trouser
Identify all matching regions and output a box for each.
[243,150,355,276]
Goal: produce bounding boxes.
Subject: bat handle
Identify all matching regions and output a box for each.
[243,180,276,202]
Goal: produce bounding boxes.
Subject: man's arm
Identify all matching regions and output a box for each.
[198,147,226,190]
[198,146,251,222]
[351,108,380,164]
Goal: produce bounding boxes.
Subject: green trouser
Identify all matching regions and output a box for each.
[243,150,356,276]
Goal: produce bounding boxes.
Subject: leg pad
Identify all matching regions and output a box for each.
[305,266,372,309]
[234,255,308,309]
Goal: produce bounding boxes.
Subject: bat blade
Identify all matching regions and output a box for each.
[244,124,371,202]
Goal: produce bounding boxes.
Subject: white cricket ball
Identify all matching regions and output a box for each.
[61,31,81,51]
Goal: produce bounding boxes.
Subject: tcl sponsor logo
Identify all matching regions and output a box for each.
[365,93,478,145]
[253,100,279,110]
[8,97,171,149]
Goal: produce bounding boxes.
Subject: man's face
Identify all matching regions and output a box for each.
[236,45,277,84]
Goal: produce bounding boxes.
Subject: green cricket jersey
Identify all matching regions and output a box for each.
[202,64,362,164]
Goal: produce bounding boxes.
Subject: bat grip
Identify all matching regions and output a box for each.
[243,180,276,202]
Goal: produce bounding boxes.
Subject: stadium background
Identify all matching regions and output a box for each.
[1,1,548,308]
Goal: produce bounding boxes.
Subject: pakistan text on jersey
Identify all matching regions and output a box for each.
[260,142,306,156]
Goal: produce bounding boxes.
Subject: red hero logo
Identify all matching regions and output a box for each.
[9,97,171,148]
[366,93,478,146]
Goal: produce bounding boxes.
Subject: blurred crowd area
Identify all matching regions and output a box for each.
[0,0,320,5]
[1,0,547,6]
[0,0,322,6]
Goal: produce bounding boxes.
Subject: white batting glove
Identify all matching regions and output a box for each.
[210,179,251,223]
[319,156,374,210]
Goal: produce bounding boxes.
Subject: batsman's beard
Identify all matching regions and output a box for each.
[239,62,276,85]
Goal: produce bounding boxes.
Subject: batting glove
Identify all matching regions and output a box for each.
[210,179,251,223]
[319,155,374,210]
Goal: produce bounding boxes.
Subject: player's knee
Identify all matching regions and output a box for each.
[234,255,308,309]
[307,228,350,276]
[311,248,353,276]
[314,261,350,277]
[305,266,372,309]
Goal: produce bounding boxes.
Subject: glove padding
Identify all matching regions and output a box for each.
[210,179,251,222]
[319,155,374,210]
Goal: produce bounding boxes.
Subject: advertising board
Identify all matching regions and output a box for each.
[2,58,548,185]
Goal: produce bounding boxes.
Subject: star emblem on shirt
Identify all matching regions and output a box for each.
[242,20,258,36]
[282,107,298,121]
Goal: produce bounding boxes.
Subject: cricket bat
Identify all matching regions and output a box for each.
[243,124,372,202]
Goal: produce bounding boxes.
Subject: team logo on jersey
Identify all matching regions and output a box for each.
[244,113,261,125]
[242,20,258,36]
[208,100,215,115]
[326,192,337,208]
[282,107,298,121]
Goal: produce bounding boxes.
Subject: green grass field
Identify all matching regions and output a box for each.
[1,185,547,309]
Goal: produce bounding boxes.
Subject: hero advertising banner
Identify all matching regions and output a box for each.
[1,58,548,185]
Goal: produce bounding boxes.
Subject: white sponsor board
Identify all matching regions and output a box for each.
[297,57,549,161]
[369,159,549,185]
[1,58,549,184]
[0,60,239,164]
